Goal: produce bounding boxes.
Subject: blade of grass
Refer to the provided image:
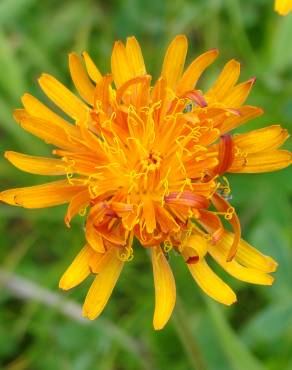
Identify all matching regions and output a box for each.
[205,299,265,370]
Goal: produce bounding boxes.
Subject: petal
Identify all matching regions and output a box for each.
[219,105,263,134]
[111,40,132,88]
[197,210,224,244]
[207,59,240,101]
[82,248,124,320]
[214,134,235,175]
[5,151,66,176]
[38,74,89,120]
[15,114,82,151]
[85,222,106,253]
[69,52,95,105]
[208,246,274,285]
[161,35,188,89]
[0,180,86,208]
[154,204,180,234]
[125,36,146,76]
[165,191,209,209]
[65,189,90,227]
[185,258,237,305]
[222,78,255,107]
[218,232,277,273]
[142,197,156,234]
[176,49,219,96]
[212,193,241,261]
[82,51,102,83]
[229,150,292,173]
[152,246,176,330]
[93,74,113,112]
[59,245,94,290]
[85,205,106,253]
[183,234,209,260]
[22,93,75,129]
[234,125,289,153]
[89,249,113,274]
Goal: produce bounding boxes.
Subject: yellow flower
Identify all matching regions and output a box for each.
[275,0,292,15]
[1,35,291,330]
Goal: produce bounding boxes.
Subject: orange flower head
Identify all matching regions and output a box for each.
[1,35,291,329]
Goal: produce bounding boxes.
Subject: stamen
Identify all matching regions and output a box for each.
[217,176,232,200]
[224,206,235,220]
[118,246,134,262]
[163,239,173,253]
[62,157,76,185]
[79,206,87,217]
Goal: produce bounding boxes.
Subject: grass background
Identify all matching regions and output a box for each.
[0,0,292,369]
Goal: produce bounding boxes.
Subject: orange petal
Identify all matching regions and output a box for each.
[222,78,256,108]
[69,52,95,105]
[125,36,146,76]
[82,248,123,320]
[59,245,94,290]
[161,35,188,89]
[152,246,176,330]
[217,232,278,273]
[89,249,113,274]
[142,197,156,234]
[82,51,102,83]
[154,205,180,234]
[4,151,66,176]
[214,134,234,175]
[85,222,106,253]
[176,49,219,96]
[229,150,292,173]
[0,180,85,208]
[15,114,82,151]
[209,246,275,285]
[183,234,209,260]
[219,105,263,134]
[234,125,289,153]
[111,40,132,88]
[38,73,88,120]
[197,210,224,244]
[207,59,240,101]
[212,193,241,261]
[22,93,75,130]
[65,189,90,227]
[185,258,237,305]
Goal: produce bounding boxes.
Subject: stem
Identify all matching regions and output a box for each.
[172,296,207,370]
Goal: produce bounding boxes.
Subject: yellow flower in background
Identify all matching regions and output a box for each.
[1,35,291,330]
[275,0,292,15]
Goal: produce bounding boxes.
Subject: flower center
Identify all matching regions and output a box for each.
[141,150,162,171]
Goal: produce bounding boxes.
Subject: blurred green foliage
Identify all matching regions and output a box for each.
[0,0,292,369]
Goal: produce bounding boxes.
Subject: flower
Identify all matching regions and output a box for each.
[275,0,292,15]
[1,35,291,330]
